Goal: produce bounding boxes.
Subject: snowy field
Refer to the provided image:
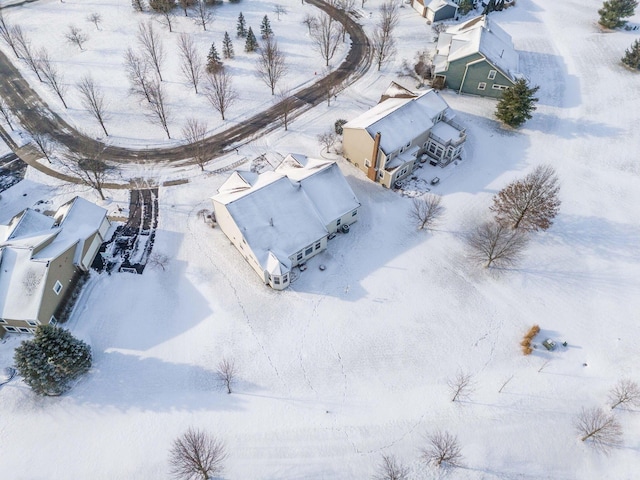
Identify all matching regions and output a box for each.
[1,0,640,479]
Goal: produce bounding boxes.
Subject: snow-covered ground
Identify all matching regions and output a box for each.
[1,0,640,479]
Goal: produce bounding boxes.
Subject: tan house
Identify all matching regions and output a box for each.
[212,154,360,290]
[342,82,466,188]
[0,197,111,335]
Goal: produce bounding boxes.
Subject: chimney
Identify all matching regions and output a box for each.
[368,132,381,181]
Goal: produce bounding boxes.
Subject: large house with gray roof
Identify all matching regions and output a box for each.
[0,197,111,335]
[433,15,521,98]
[211,154,360,290]
[342,82,466,188]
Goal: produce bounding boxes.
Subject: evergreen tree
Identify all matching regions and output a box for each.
[236,12,247,38]
[495,79,540,128]
[622,39,640,69]
[14,325,92,396]
[483,0,505,14]
[245,27,258,52]
[598,0,638,29]
[222,31,234,59]
[206,43,222,73]
[458,0,474,15]
[260,15,273,39]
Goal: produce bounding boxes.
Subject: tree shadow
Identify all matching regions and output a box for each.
[71,350,250,412]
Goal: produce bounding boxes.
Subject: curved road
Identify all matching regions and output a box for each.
[0,0,372,170]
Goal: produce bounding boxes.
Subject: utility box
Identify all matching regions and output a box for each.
[542,339,556,351]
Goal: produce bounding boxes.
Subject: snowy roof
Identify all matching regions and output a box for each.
[0,197,108,322]
[430,121,464,143]
[213,156,360,272]
[344,87,451,154]
[434,15,519,81]
[427,0,458,12]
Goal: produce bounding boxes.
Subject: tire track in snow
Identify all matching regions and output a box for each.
[185,200,290,393]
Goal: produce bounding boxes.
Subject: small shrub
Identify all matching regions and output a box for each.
[520,324,540,355]
[334,118,347,135]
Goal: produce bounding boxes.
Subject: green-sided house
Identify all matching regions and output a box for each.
[433,15,521,98]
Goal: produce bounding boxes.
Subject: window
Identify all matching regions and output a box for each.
[337,218,341,226]
[305,247,313,256]
[296,253,303,261]
[352,210,357,217]
[4,326,17,332]
[378,170,384,179]
[492,84,508,91]
[27,320,39,327]
[488,70,497,80]
[282,274,288,283]
[49,316,57,326]
[18,327,30,333]
[274,277,280,285]
[478,82,486,90]
[0,318,6,324]
[53,280,63,295]
[364,158,371,168]
[315,242,321,250]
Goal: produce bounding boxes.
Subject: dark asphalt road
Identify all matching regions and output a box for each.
[0,0,371,168]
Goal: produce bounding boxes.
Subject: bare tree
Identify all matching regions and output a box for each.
[204,70,238,121]
[137,21,166,81]
[409,194,444,230]
[0,11,21,58]
[216,357,237,394]
[132,0,146,12]
[77,75,109,137]
[178,0,195,16]
[0,98,14,131]
[466,220,529,268]
[146,79,171,138]
[317,130,336,153]
[302,13,318,34]
[31,132,55,163]
[38,48,68,108]
[192,0,214,31]
[153,0,177,33]
[65,25,88,51]
[276,88,296,131]
[182,118,212,171]
[177,34,203,94]
[169,428,227,480]
[124,48,153,102]
[491,165,561,231]
[13,28,42,82]
[86,12,102,30]
[274,5,287,20]
[422,431,464,468]
[372,1,398,71]
[373,454,409,480]
[609,379,640,410]
[256,36,287,95]
[575,407,623,452]
[61,143,115,200]
[310,13,341,67]
[148,252,170,271]
[448,370,474,402]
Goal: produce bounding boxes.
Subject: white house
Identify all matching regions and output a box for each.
[211,154,361,290]
[0,197,111,335]
[342,82,466,188]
